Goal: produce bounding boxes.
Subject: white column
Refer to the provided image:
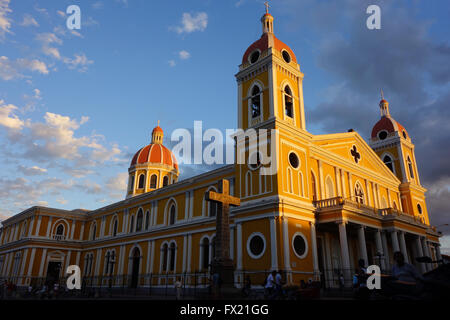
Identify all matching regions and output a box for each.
[27,248,36,276]
[46,216,53,238]
[415,236,426,273]
[282,217,291,271]
[94,249,102,276]
[371,182,377,208]
[65,250,72,273]
[390,230,400,252]
[75,251,81,267]
[28,217,35,237]
[236,223,243,270]
[19,249,29,283]
[335,168,341,197]
[310,222,319,279]
[398,231,409,263]
[79,223,85,240]
[70,220,75,240]
[421,237,431,272]
[357,225,368,266]
[118,245,125,275]
[374,230,385,270]
[318,160,324,199]
[189,192,194,219]
[35,216,42,236]
[147,241,152,274]
[348,173,353,199]
[338,221,351,284]
[270,217,278,271]
[186,235,192,273]
[340,169,346,198]
[184,192,189,220]
[38,248,47,276]
[182,236,187,272]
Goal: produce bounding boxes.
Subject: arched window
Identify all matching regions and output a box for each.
[104,251,111,275]
[407,157,414,179]
[138,174,145,189]
[250,85,261,118]
[311,171,317,201]
[56,224,64,235]
[205,190,217,217]
[325,176,334,198]
[145,211,150,230]
[354,183,364,204]
[383,155,394,173]
[381,197,388,209]
[201,238,210,270]
[284,85,293,118]
[150,174,157,189]
[163,176,169,187]
[169,204,176,225]
[112,218,118,237]
[136,209,143,232]
[162,243,168,272]
[129,215,135,233]
[84,253,94,276]
[169,243,176,271]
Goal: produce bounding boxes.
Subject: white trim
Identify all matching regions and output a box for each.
[246,232,266,259]
[292,231,309,259]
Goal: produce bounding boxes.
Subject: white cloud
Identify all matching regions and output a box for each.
[20,14,39,27]
[179,50,191,60]
[0,56,50,79]
[56,198,68,205]
[168,60,176,67]
[35,32,63,60]
[0,0,12,39]
[63,53,94,72]
[0,100,24,130]
[56,10,65,18]
[172,12,208,34]
[105,172,128,199]
[16,58,49,75]
[17,165,47,176]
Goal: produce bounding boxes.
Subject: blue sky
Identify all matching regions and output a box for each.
[0,0,449,251]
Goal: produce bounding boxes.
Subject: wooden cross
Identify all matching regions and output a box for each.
[351,145,361,164]
[264,1,270,14]
[206,179,240,263]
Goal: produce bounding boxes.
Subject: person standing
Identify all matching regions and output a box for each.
[175,278,183,300]
[264,271,276,298]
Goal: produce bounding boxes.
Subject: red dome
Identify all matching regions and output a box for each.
[152,126,163,133]
[130,143,178,170]
[371,117,408,139]
[242,33,297,64]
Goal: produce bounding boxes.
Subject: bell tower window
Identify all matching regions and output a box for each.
[383,155,394,173]
[150,174,157,189]
[407,157,414,179]
[284,85,293,118]
[250,86,261,118]
[138,174,145,189]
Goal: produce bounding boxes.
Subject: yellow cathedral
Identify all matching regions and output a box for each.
[0,10,442,291]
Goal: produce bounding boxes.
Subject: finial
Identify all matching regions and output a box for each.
[157,120,160,127]
[264,1,269,14]
[380,89,384,100]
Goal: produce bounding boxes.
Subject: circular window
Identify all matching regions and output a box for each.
[417,203,423,214]
[288,152,299,169]
[248,152,262,170]
[249,50,260,64]
[292,232,308,259]
[402,131,407,139]
[378,131,388,140]
[247,233,266,259]
[282,50,291,63]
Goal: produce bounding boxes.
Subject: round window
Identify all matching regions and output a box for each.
[292,233,308,258]
[247,233,265,259]
[288,152,299,169]
[249,50,260,64]
[378,131,388,140]
[402,131,407,139]
[282,50,291,63]
[417,204,423,214]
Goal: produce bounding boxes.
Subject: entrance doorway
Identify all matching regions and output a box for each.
[130,247,141,288]
[46,261,62,286]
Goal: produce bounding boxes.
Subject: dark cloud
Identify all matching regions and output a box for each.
[281,0,450,242]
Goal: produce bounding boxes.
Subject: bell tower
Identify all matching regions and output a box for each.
[235,6,306,132]
[370,95,430,224]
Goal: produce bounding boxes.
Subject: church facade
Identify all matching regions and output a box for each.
[0,10,442,290]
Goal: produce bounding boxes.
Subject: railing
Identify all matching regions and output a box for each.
[314,197,426,226]
[52,234,66,241]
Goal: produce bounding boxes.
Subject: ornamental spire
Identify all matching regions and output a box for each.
[379,91,390,117]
